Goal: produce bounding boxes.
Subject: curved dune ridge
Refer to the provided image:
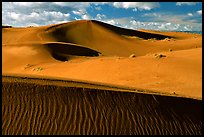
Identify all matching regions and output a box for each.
[44,42,101,61]
[2,19,202,61]
[2,76,202,135]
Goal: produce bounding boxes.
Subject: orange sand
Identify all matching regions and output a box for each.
[2,20,202,135]
[2,20,202,99]
[2,76,202,135]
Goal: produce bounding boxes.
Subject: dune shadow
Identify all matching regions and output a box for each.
[91,20,172,40]
[44,42,101,62]
[2,25,13,28]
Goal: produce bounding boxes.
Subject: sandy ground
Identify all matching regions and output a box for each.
[2,20,202,135]
[2,20,202,99]
[2,76,202,135]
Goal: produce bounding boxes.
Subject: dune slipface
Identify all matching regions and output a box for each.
[2,76,202,135]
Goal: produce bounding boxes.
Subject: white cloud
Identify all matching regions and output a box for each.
[183,25,192,31]
[197,10,202,15]
[187,13,193,16]
[157,22,183,31]
[103,18,130,27]
[43,11,70,18]
[51,2,91,9]
[176,2,197,6]
[72,9,86,16]
[95,6,102,11]
[96,14,106,20]
[74,17,80,20]
[90,2,110,5]
[72,9,90,20]
[81,14,90,20]
[12,2,45,7]
[112,2,160,10]
[130,20,195,31]
[101,17,201,31]
[9,12,21,20]
[2,2,202,31]
[3,10,70,27]
[3,2,109,26]
[105,20,116,25]
[142,12,200,25]
[143,13,161,18]
[101,19,122,26]
[2,2,89,27]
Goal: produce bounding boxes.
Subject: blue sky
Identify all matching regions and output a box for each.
[2,2,202,31]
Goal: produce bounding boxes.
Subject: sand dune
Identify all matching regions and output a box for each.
[2,20,202,135]
[2,20,202,97]
[2,20,201,58]
[2,76,202,135]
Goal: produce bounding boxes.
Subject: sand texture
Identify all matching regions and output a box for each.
[2,76,202,135]
[2,20,202,135]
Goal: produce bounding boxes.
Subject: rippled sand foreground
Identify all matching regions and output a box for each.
[2,76,202,135]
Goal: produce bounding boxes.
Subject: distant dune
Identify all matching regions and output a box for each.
[2,20,202,135]
[2,20,201,59]
[2,25,12,28]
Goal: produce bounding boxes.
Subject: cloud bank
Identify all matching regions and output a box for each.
[176,2,197,6]
[2,2,202,31]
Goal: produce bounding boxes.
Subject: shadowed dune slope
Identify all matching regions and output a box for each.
[45,42,101,61]
[91,20,172,40]
[2,77,202,135]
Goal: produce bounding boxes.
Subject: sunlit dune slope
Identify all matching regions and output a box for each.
[2,20,202,99]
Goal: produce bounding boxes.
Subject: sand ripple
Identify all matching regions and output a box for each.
[2,81,202,135]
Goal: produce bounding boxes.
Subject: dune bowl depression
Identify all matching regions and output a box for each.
[2,20,202,135]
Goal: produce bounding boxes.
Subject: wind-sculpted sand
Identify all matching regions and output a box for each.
[2,76,202,135]
[2,20,202,135]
